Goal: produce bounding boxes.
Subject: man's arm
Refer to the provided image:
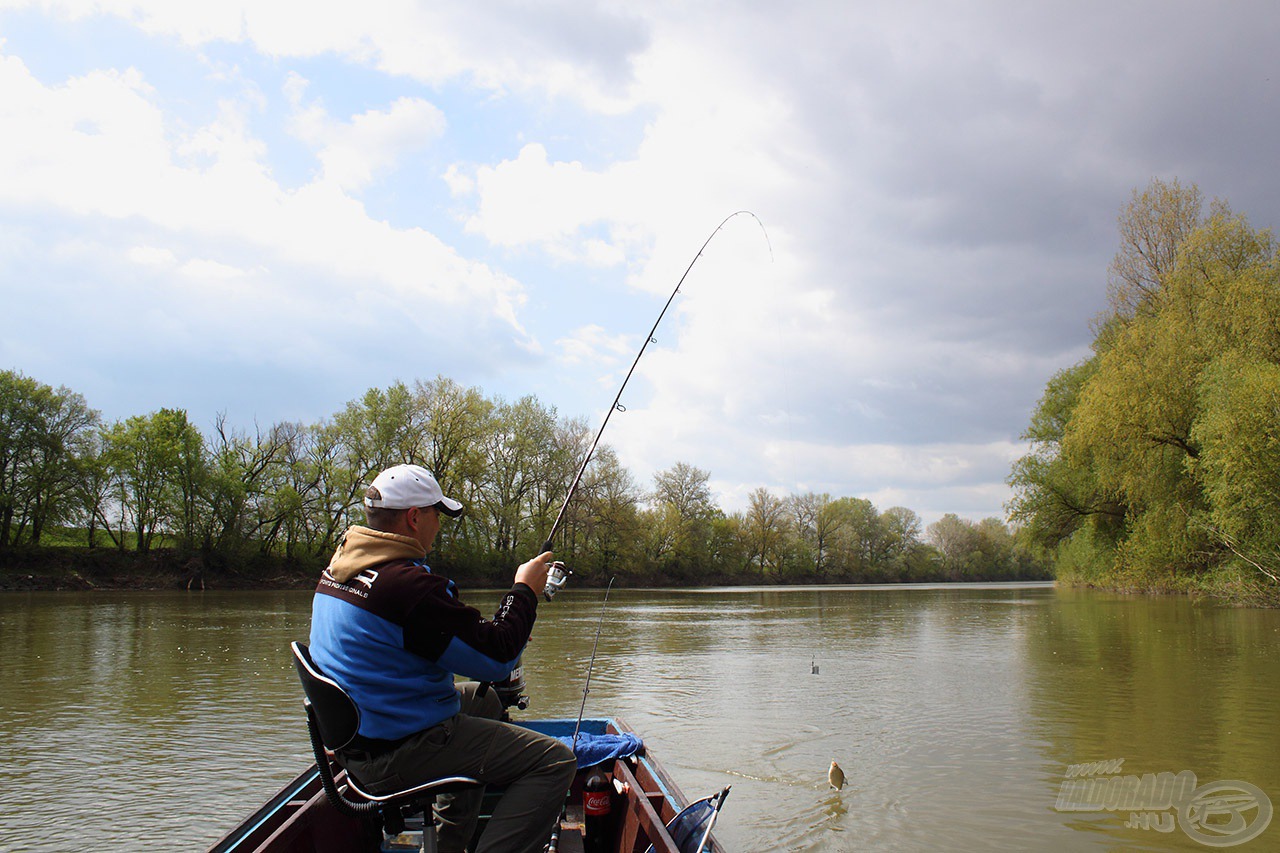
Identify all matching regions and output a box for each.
[403,552,554,680]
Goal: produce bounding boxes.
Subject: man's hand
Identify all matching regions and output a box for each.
[515,551,554,596]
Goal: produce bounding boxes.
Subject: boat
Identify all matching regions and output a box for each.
[208,716,728,853]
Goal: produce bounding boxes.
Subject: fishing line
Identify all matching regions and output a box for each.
[540,210,772,555]
[571,576,615,753]
[750,244,818,675]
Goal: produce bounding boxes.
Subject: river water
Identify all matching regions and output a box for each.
[1,583,1276,852]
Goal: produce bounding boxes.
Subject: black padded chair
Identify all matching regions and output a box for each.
[290,641,482,853]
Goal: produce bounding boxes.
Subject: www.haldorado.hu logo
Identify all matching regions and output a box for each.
[1055,759,1272,847]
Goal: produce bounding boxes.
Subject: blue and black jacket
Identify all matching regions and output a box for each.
[309,525,536,741]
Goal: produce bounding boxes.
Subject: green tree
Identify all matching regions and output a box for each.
[203,415,300,557]
[876,506,926,579]
[789,492,846,580]
[1066,206,1276,583]
[102,408,206,552]
[1107,178,1205,320]
[1190,354,1280,588]
[925,515,1032,580]
[1012,178,1280,600]
[74,430,113,549]
[927,513,981,581]
[410,376,493,506]
[824,497,884,579]
[332,383,421,515]
[0,371,100,546]
[564,446,643,581]
[707,512,749,581]
[647,462,717,578]
[1007,359,1125,560]
[474,396,561,565]
[298,419,358,556]
[744,486,787,579]
[277,422,346,559]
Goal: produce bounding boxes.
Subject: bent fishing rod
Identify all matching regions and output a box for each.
[498,213,769,707]
[539,211,771,572]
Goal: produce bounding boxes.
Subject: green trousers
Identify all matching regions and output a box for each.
[339,683,577,853]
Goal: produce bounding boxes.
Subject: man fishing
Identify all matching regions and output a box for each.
[309,463,576,853]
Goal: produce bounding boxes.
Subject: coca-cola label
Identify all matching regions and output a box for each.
[584,790,611,816]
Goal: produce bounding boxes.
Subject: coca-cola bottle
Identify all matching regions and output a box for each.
[582,764,612,853]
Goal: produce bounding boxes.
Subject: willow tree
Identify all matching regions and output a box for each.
[1014,179,1280,599]
[1007,359,1126,582]
[1070,207,1277,583]
[1106,178,1205,320]
[1191,355,1280,588]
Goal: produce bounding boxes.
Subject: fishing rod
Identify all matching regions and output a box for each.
[510,213,767,709]
[539,211,771,585]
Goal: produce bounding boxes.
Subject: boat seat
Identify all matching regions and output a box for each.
[645,785,731,853]
[290,641,483,853]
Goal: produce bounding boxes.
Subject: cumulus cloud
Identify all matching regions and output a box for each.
[286,75,446,191]
[6,0,651,109]
[553,323,634,368]
[4,0,1280,523]
[0,50,519,310]
[0,38,533,425]
[462,143,628,259]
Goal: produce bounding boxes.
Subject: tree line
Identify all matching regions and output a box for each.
[1,370,1047,587]
[1009,178,1280,606]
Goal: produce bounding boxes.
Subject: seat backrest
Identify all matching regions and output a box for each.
[645,787,730,853]
[291,641,360,752]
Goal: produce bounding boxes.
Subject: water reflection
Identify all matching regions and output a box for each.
[1,583,1276,851]
[1023,589,1279,851]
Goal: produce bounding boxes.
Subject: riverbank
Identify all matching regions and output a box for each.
[0,543,1055,592]
[0,546,320,591]
[1058,566,1280,608]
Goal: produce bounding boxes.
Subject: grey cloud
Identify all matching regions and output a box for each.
[466,1,651,92]
[720,1,1280,462]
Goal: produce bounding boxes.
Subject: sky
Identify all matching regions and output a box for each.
[2,1,1279,526]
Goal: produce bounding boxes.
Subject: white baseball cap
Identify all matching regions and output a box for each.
[364,464,463,517]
